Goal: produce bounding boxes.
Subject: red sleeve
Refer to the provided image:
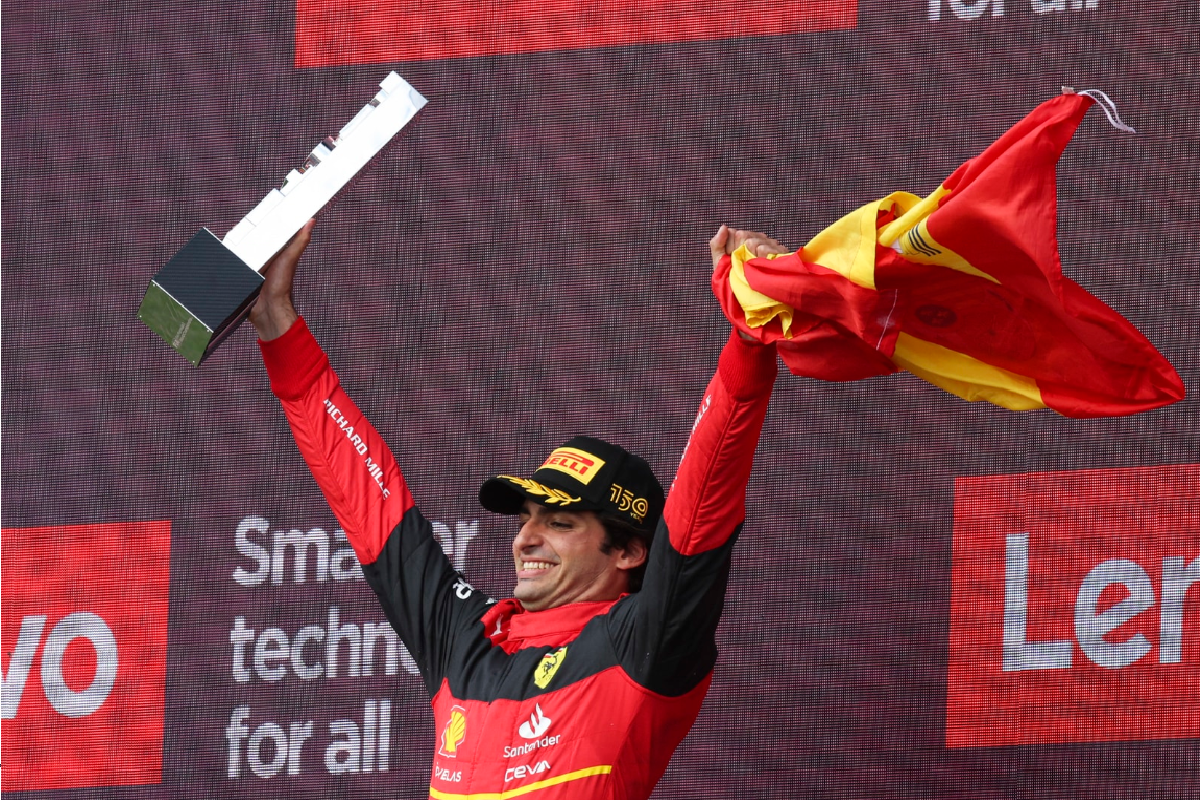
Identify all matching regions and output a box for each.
[664,331,777,555]
[259,317,414,566]
[607,330,777,693]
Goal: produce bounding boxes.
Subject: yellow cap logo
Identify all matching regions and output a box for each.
[540,448,605,485]
[533,646,568,689]
[438,706,467,757]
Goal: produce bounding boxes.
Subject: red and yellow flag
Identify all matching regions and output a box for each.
[714,92,1185,417]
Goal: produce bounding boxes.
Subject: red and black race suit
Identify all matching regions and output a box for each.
[261,319,776,800]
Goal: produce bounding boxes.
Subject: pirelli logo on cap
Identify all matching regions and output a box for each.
[539,448,605,485]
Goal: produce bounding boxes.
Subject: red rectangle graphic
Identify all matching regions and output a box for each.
[946,465,1199,748]
[2,521,172,790]
[295,0,858,67]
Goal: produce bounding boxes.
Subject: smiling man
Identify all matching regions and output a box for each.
[480,434,663,610]
[251,221,784,799]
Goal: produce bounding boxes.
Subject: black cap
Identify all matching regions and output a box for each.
[479,436,665,536]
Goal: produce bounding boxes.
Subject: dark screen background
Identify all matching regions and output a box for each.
[3,0,1197,797]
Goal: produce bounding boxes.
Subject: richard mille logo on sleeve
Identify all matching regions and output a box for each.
[322,398,391,498]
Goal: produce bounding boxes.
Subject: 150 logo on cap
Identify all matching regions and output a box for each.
[947,465,1198,748]
[2,521,171,790]
[540,448,605,485]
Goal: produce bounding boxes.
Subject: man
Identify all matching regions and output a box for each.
[250,220,786,799]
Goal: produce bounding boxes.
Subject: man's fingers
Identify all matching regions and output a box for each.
[276,219,315,269]
[248,220,313,340]
[709,225,730,268]
[739,233,787,258]
[260,219,315,294]
[710,225,789,270]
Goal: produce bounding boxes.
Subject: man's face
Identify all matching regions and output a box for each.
[511,500,639,611]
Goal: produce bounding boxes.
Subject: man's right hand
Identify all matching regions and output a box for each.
[248,218,315,341]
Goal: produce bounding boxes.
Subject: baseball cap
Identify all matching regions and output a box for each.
[478,435,665,536]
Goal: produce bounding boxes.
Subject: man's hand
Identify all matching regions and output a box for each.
[708,225,788,272]
[709,225,789,341]
[249,218,315,341]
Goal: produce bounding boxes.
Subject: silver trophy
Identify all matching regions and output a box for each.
[139,73,427,365]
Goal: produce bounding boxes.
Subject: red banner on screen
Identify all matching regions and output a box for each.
[946,465,1199,748]
[1,522,171,790]
[295,0,857,67]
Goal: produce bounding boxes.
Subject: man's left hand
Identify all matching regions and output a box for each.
[709,226,789,342]
[708,225,788,272]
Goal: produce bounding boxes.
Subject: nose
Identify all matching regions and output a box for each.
[512,518,543,554]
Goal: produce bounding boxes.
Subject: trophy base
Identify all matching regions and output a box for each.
[138,229,264,366]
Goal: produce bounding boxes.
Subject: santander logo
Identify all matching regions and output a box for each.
[518,703,551,739]
[947,465,1198,748]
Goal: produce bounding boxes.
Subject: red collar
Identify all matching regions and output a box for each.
[485,597,622,652]
[509,598,618,640]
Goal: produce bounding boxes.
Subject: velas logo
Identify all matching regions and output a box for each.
[540,448,605,485]
[2,521,171,790]
[947,465,1198,748]
[439,705,467,758]
[294,0,857,67]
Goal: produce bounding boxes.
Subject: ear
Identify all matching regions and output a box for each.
[615,536,648,571]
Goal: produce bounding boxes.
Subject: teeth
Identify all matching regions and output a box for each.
[521,561,554,571]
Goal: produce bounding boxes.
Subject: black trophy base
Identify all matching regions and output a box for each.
[138,229,264,366]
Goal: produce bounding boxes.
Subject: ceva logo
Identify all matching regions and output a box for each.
[947,465,1198,747]
[2,521,171,790]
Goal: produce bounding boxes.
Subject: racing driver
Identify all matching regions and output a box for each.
[250,220,786,799]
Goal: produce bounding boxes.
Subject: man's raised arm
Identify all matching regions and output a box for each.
[250,223,482,694]
[660,225,784,560]
[612,227,784,694]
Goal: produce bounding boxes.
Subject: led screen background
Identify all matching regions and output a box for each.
[2,0,1197,797]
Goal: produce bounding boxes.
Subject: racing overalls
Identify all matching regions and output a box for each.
[260,318,776,799]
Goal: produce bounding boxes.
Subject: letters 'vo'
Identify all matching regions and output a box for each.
[2,613,119,719]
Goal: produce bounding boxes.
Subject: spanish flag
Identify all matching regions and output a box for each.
[714,92,1185,417]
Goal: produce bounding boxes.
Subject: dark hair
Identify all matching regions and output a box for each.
[597,512,651,593]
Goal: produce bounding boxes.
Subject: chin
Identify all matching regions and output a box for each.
[517,594,551,612]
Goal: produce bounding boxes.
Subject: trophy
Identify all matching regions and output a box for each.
[138,72,427,365]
